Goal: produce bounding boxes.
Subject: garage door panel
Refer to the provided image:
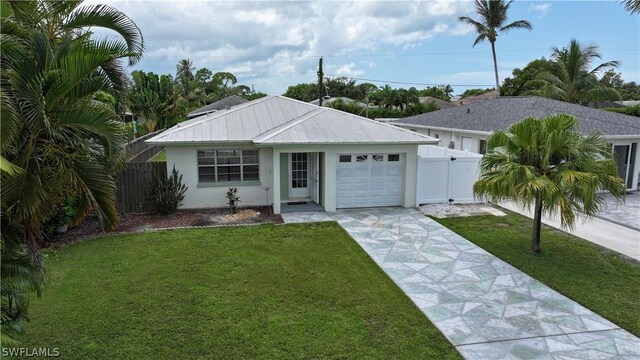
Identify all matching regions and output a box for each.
[336,153,405,209]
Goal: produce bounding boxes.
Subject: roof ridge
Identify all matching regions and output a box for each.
[253,107,326,143]
[321,106,438,141]
[150,95,276,141]
[532,97,640,132]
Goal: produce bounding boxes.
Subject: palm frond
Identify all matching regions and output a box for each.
[64,3,144,65]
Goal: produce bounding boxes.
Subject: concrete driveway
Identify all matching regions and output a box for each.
[596,192,640,231]
[282,208,640,360]
[500,201,640,261]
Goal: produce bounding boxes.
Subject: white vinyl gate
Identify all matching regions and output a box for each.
[416,146,482,204]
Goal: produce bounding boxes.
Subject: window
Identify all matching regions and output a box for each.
[388,154,400,162]
[356,155,368,162]
[339,155,352,162]
[197,149,259,183]
[434,133,440,139]
[373,154,384,161]
[479,139,487,155]
[291,153,308,188]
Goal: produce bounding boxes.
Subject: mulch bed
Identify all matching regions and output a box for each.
[46,206,283,246]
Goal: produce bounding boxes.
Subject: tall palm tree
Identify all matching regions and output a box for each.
[474,115,625,253]
[622,0,640,13]
[525,39,620,104]
[459,0,532,96]
[1,0,144,267]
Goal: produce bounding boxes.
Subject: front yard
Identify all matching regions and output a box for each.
[21,223,460,359]
[434,211,640,336]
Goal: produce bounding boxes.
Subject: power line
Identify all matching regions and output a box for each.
[324,75,493,87]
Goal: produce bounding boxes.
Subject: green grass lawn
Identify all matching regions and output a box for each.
[434,211,640,336]
[148,148,166,162]
[21,223,460,359]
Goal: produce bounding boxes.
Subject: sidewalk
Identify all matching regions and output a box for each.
[499,201,640,261]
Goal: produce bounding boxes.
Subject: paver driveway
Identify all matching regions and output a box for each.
[282,208,640,360]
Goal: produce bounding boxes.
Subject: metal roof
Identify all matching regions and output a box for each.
[395,96,640,137]
[147,95,438,145]
[186,95,248,118]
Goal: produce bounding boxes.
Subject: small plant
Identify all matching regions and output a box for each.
[149,166,188,215]
[42,196,78,237]
[226,187,241,214]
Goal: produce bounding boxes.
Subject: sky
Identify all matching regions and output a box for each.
[89,0,640,96]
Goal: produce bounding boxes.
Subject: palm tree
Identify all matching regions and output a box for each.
[459,0,532,96]
[622,0,640,13]
[474,115,625,253]
[1,0,144,267]
[176,59,195,83]
[525,40,620,104]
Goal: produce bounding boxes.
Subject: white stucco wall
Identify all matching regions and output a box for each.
[165,144,274,209]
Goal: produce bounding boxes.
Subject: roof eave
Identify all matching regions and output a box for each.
[393,123,493,135]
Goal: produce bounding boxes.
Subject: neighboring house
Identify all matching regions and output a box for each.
[418,96,458,110]
[186,95,248,119]
[309,96,378,109]
[147,96,438,214]
[393,96,640,190]
[457,90,498,105]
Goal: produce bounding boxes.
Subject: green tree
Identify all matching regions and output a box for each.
[473,115,625,253]
[501,58,553,96]
[418,86,451,101]
[459,0,532,96]
[1,0,143,341]
[284,83,317,102]
[460,88,494,98]
[599,69,640,101]
[525,40,620,104]
[129,71,184,132]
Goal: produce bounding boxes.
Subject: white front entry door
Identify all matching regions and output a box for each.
[336,153,405,208]
[289,153,310,199]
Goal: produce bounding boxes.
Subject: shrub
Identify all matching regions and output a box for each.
[149,166,188,215]
[603,105,640,117]
[226,187,240,214]
[41,196,78,238]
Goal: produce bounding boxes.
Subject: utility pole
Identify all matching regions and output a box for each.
[317,57,324,106]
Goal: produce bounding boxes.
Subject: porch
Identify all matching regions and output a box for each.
[272,151,326,214]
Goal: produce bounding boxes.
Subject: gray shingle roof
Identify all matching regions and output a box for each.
[147,95,438,145]
[396,96,640,137]
[187,95,248,118]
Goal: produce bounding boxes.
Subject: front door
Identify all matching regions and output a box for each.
[289,153,309,199]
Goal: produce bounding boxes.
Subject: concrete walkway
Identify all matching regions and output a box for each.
[282,208,640,360]
[499,201,640,261]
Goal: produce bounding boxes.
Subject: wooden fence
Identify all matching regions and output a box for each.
[116,161,167,213]
[127,129,165,162]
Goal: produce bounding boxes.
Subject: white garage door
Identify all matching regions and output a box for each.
[336,153,405,208]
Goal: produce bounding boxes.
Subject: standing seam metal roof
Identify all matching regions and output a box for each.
[147,95,438,145]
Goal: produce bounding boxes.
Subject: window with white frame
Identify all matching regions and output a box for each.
[197,149,259,183]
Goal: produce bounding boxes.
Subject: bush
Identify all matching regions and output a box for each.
[149,166,188,215]
[226,187,240,214]
[603,105,640,117]
[41,196,78,238]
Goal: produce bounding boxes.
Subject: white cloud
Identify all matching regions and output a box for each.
[528,3,551,18]
[88,0,475,93]
[330,63,364,77]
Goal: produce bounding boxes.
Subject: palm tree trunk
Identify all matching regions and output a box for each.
[531,196,543,253]
[25,227,43,270]
[491,41,501,96]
